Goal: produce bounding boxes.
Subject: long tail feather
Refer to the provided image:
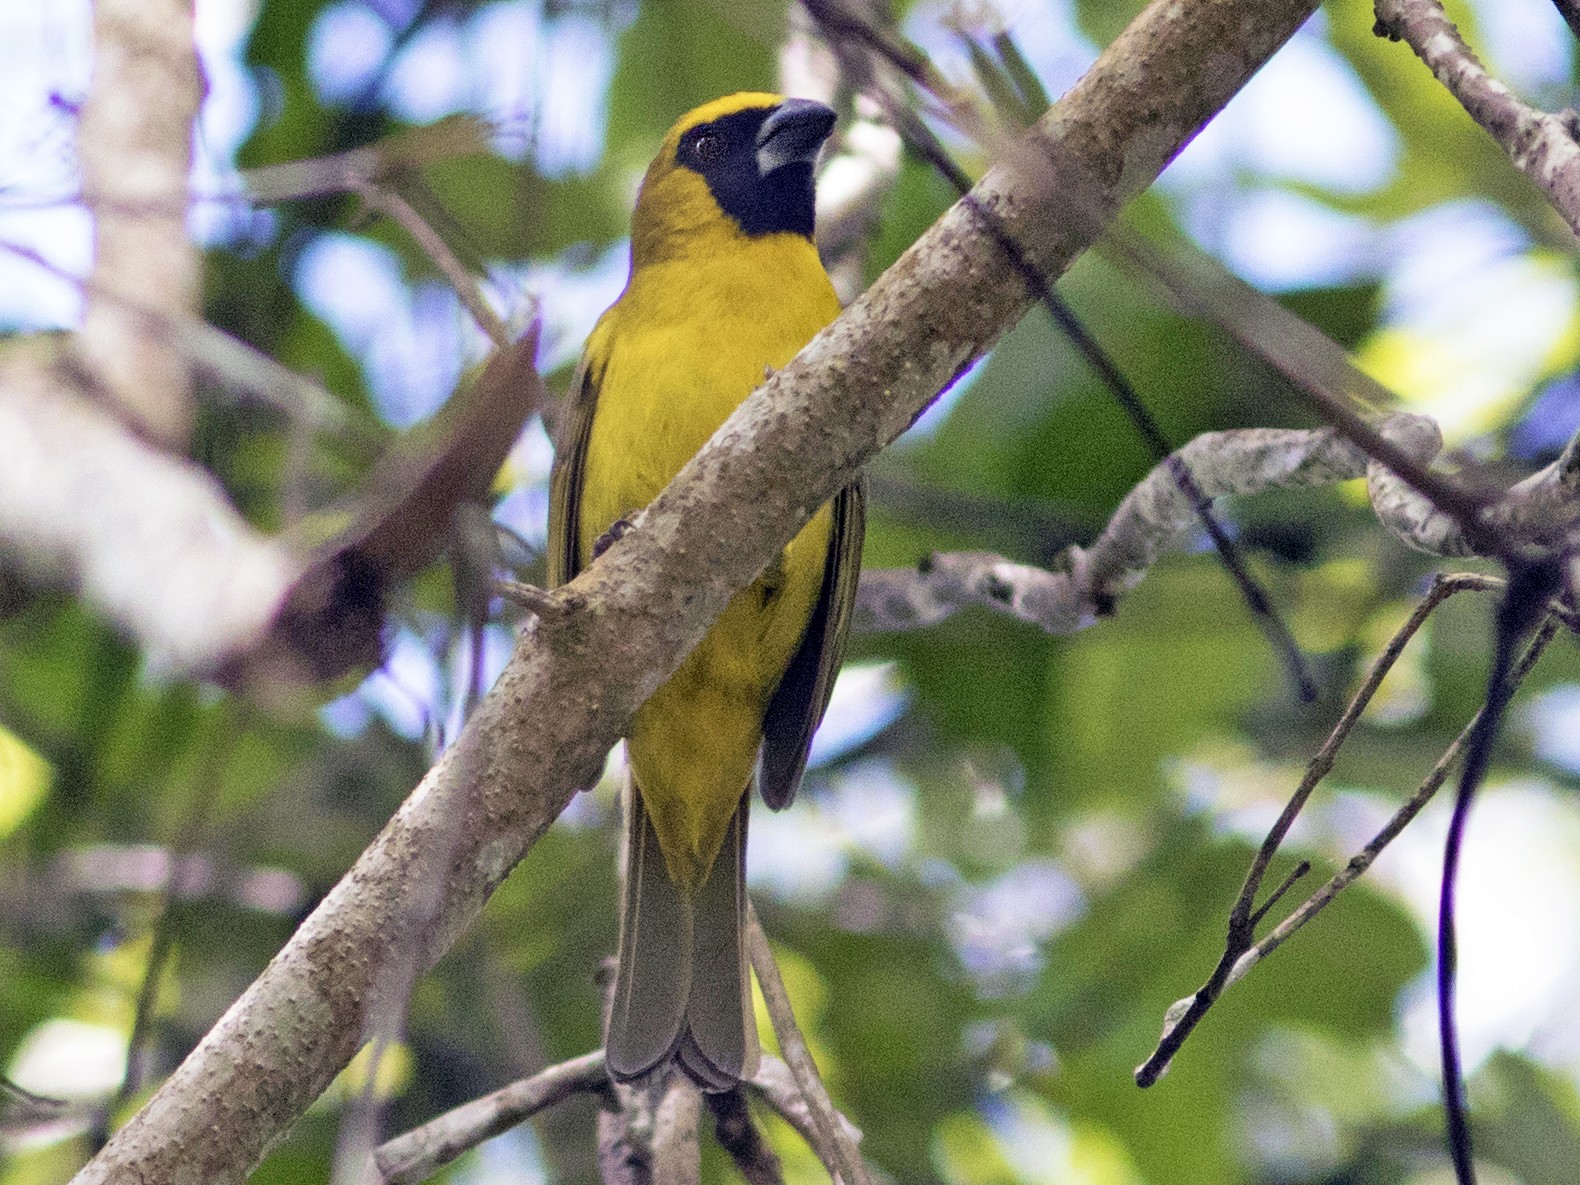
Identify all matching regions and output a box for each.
[682,795,757,1084]
[607,779,692,1080]
[605,780,757,1090]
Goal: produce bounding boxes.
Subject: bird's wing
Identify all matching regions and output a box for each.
[759,478,867,810]
[546,352,602,587]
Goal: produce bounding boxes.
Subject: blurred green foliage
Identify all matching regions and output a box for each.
[3,0,1580,1183]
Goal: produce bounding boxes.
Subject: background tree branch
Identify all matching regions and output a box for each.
[74,0,202,446]
[856,414,1445,635]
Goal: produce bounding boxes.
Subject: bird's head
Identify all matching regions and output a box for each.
[630,92,837,265]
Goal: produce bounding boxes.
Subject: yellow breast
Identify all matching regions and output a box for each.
[579,229,840,890]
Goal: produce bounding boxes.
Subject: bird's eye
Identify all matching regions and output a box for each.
[691,131,725,163]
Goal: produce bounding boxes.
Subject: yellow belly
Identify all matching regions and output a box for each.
[578,234,840,891]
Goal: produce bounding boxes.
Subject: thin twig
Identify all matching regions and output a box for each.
[745,905,870,1185]
[373,1051,610,1184]
[1436,556,1567,1185]
[495,579,566,620]
[747,1055,862,1168]
[91,717,237,1150]
[1234,574,1495,927]
[1134,572,1523,1087]
[355,182,512,349]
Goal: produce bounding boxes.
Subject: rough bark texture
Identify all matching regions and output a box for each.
[68,0,1321,1181]
[75,0,202,445]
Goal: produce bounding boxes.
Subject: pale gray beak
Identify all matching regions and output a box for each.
[755,98,836,175]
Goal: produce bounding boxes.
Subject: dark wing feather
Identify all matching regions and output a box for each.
[546,355,602,588]
[759,479,867,810]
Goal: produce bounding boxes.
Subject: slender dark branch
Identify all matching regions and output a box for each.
[745,905,869,1185]
[1138,611,1562,1086]
[1437,557,1568,1184]
[1234,573,1490,929]
[706,1089,785,1185]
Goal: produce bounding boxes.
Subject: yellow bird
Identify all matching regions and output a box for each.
[547,93,864,1089]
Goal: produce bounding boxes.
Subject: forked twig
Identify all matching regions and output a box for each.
[1135,574,1566,1086]
[370,1046,852,1185]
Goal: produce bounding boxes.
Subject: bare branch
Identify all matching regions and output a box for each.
[857,415,1443,635]
[354,182,513,350]
[242,117,493,204]
[374,1052,609,1185]
[74,0,202,445]
[1095,224,1503,555]
[1374,0,1580,239]
[1374,425,1580,557]
[1252,622,1566,965]
[748,1055,863,1161]
[373,1048,854,1185]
